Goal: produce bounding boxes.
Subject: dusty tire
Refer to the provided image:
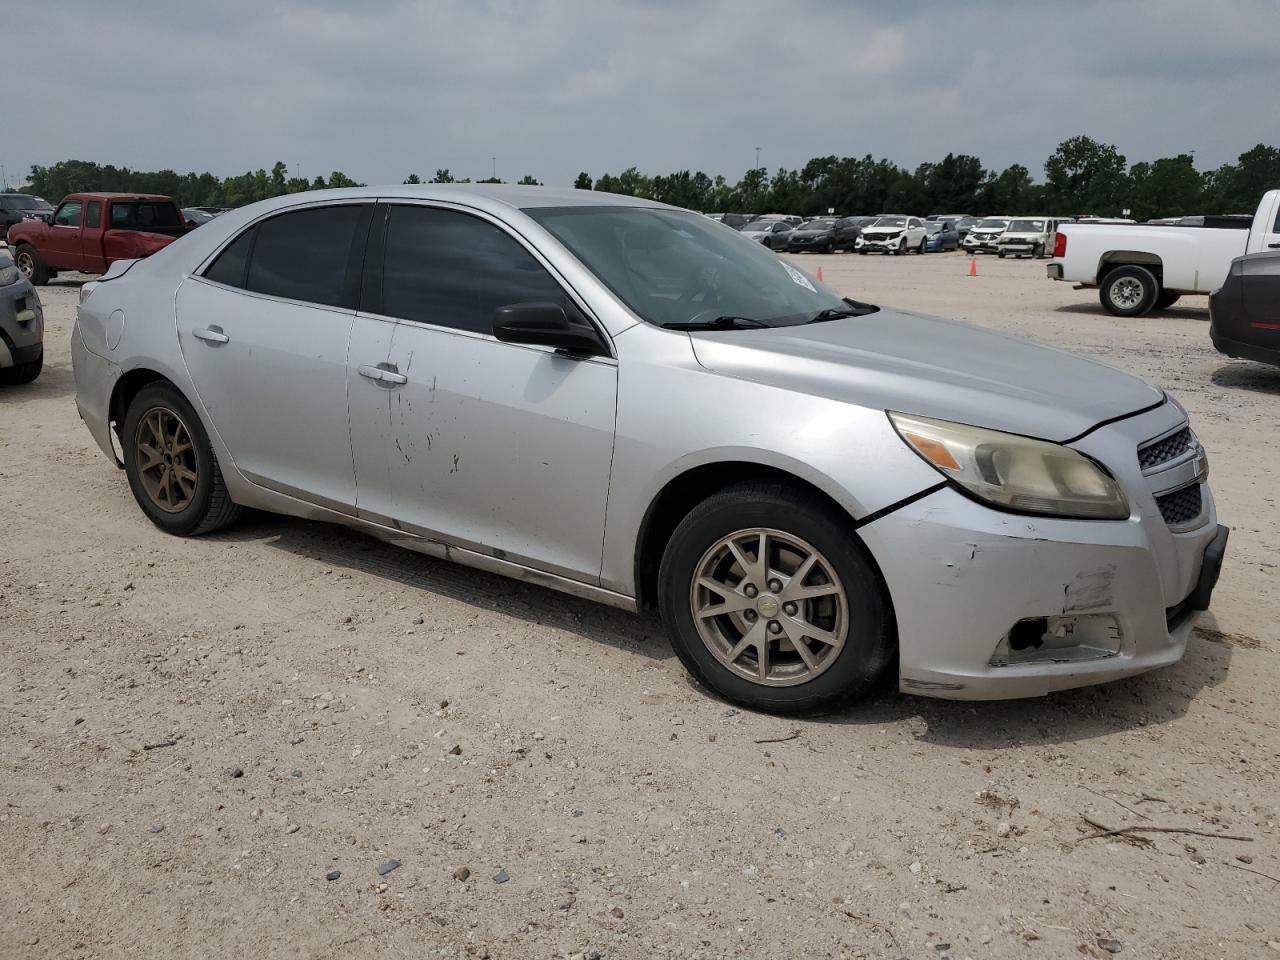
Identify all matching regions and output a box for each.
[893,241,905,256]
[1153,291,1181,310]
[1033,242,1046,259]
[1099,265,1159,317]
[657,481,894,714]
[917,237,926,254]
[14,244,48,286]
[997,250,1006,259]
[122,382,241,536]
[0,348,41,385]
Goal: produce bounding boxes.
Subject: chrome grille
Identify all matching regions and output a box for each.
[1139,427,1193,471]
[1156,484,1202,528]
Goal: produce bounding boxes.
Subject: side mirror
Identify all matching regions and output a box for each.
[492,302,606,357]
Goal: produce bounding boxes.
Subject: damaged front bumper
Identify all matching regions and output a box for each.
[858,403,1225,700]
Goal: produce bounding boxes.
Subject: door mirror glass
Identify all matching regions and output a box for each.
[492,302,606,356]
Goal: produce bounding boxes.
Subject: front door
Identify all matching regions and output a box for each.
[177,202,373,511]
[346,203,617,583]
[43,199,84,270]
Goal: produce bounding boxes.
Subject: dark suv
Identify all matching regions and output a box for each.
[1210,250,1280,368]
[1,193,53,236]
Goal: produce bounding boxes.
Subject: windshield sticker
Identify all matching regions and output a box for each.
[781,260,816,292]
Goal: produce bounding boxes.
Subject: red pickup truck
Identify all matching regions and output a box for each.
[6,193,189,285]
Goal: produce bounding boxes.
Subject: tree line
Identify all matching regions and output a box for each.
[19,137,1280,220]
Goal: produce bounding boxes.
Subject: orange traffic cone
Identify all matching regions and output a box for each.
[967,257,978,277]
[816,266,824,282]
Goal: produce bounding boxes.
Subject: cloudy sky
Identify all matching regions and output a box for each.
[5,0,1278,189]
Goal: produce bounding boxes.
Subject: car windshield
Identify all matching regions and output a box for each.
[924,222,943,234]
[1007,219,1046,232]
[976,219,1009,229]
[798,220,833,230]
[109,201,183,229]
[741,221,772,232]
[526,206,859,329]
[871,216,906,228]
[3,195,46,211]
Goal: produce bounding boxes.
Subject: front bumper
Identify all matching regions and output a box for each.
[857,236,903,251]
[858,403,1224,699]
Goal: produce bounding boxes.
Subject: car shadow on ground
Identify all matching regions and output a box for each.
[1211,361,1280,394]
[208,513,1231,744]
[206,512,669,661]
[0,357,74,401]
[1052,302,1211,320]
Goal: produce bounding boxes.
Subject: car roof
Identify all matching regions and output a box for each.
[63,192,176,202]
[243,184,679,215]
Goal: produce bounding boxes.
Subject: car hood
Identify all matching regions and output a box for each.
[791,229,831,238]
[687,308,1163,442]
[862,227,903,234]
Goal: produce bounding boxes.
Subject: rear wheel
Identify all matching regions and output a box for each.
[122,383,241,536]
[1153,291,1181,310]
[658,482,894,714]
[13,244,48,286]
[1099,265,1159,317]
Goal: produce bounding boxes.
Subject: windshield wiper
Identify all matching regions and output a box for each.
[808,300,879,323]
[661,315,769,331]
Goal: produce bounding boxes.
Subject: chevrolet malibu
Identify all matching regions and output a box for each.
[72,186,1228,714]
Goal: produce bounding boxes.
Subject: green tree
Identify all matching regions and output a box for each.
[431,169,455,183]
[403,173,421,184]
[517,175,540,185]
[1127,155,1203,221]
[574,172,593,190]
[1044,135,1128,215]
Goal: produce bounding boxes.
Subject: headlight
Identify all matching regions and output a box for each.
[889,412,1130,519]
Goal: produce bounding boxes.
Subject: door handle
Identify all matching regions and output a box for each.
[1268,242,1280,249]
[192,326,230,344]
[358,363,408,385]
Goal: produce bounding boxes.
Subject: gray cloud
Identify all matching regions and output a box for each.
[5,0,1278,189]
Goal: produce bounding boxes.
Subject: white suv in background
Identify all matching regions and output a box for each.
[998,218,1058,259]
[855,215,928,255]
[962,218,1010,254]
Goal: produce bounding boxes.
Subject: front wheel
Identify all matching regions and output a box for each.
[658,482,894,714]
[0,349,41,385]
[13,244,49,286]
[1033,242,1045,259]
[893,241,905,256]
[122,382,242,536]
[1099,265,1159,317]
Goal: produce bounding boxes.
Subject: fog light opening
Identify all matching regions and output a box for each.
[991,614,1123,667]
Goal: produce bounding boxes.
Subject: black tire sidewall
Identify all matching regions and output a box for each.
[658,489,893,713]
[1100,265,1158,317]
[122,383,220,535]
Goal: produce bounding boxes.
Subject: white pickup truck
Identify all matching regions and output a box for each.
[1047,190,1280,316]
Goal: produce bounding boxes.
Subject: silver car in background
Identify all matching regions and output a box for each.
[72,185,1228,713]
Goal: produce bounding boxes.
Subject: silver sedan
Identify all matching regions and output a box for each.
[72,185,1228,713]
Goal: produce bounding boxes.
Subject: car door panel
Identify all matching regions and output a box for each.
[176,202,372,511]
[44,200,84,270]
[347,202,618,583]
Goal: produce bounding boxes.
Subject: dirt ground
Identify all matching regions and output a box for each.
[2,249,1278,960]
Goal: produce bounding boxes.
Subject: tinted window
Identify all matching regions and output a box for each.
[246,205,364,307]
[85,202,102,229]
[54,201,83,227]
[109,201,182,229]
[380,206,570,334]
[204,227,256,288]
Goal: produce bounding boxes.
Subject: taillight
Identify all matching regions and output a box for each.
[1053,231,1067,258]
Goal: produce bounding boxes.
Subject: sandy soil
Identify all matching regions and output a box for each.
[1,251,1277,960]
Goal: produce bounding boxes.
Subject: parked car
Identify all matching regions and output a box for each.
[740,218,794,249]
[962,218,1011,254]
[183,208,218,227]
[1048,190,1280,316]
[71,185,1228,712]
[997,218,1058,259]
[855,215,928,255]
[832,216,875,250]
[934,214,979,239]
[1,193,54,236]
[7,193,190,285]
[750,214,803,226]
[924,220,960,252]
[786,218,839,253]
[1210,250,1280,367]
[0,247,43,384]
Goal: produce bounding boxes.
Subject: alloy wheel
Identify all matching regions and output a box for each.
[135,406,198,513]
[1110,276,1145,310]
[689,528,848,687]
[15,250,34,279]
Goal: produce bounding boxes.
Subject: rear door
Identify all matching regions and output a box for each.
[177,202,374,511]
[43,199,84,270]
[346,202,617,582]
